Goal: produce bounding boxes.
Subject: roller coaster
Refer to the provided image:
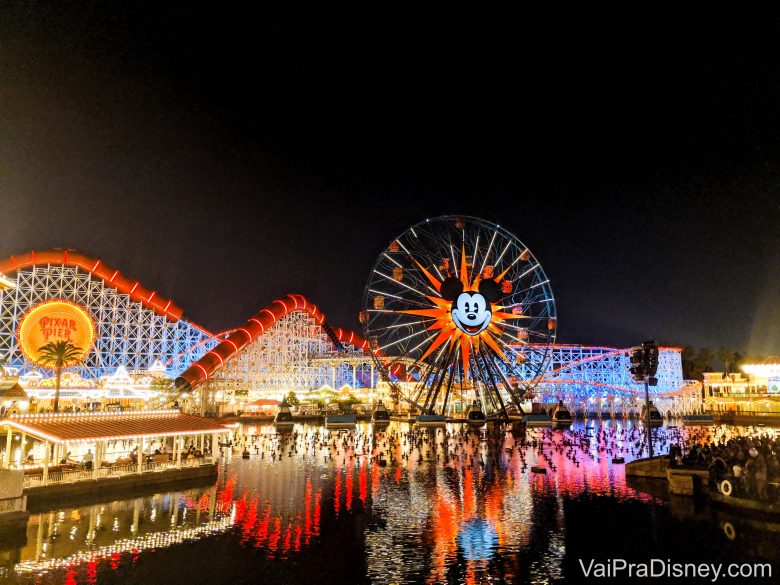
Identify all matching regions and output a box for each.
[0,249,702,416]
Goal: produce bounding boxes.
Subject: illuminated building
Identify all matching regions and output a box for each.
[703,358,780,416]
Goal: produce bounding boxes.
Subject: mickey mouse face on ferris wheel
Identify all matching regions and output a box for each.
[441,277,502,336]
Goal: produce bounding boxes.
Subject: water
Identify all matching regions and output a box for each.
[2,421,778,584]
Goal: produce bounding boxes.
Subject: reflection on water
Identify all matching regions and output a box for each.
[2,421,778,584]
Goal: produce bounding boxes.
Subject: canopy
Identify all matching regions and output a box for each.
[3,410,228,443]
[0,381,28,399]
[247,399,280,407]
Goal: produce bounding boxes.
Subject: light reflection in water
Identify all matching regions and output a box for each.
[4,421,777,584]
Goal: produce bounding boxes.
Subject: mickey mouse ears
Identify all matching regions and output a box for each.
[440,276,502,303]
[478,279,501,302]
[440,277,463,301]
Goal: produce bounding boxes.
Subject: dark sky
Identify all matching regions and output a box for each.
[1,5,778,354]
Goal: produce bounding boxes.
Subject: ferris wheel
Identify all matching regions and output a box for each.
[362,215,557,419]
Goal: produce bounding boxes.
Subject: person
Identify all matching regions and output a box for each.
[668,444,682,467]
[754,453,768,500]
[83,449,94,470]
[708,454,728,482]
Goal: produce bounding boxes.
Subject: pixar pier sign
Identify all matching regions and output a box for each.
[17,300,96,368]
[37,315,81,343]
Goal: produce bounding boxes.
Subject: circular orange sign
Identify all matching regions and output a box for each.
[17,300,95,368]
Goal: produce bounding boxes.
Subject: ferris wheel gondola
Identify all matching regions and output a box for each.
[362,215,556,420]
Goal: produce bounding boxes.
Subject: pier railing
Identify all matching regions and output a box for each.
[0,496,26,514]
[23,455,215,489]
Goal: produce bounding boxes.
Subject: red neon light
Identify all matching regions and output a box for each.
[194,363,209,380]
[163,300,172,312]
[0,249,187,323]
[208,351,224,367]
[129,282,139,294]
[177,293,371,391]
[147,291,156,302]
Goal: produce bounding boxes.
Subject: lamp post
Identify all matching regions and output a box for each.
[630,340,659,458]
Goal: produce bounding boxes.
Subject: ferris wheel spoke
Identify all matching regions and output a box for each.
[515,262,541,281]
[481,332,508,361]
[407,330,442,356]
[497,321,531,333]
[493,240,512,268]
[449,243,458,278]
[373,269,430,298]
[382,253,402,268]
[469,234,480,282]
[371,317,437,333]
[478,228,498,276]
[368,288,428,306]
[423,342,456,414]
[375,328,430,352]
[497,332,529,347]
[512,279,550,296]
[475,346,509,419]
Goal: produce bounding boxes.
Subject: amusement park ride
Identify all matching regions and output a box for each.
[362,215,557,420]
[0,217,703,418]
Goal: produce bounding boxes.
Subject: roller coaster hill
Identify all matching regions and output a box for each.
[0,249,702,417]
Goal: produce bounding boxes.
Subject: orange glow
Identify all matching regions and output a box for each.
[17,300,96,368]
[397,243,526,380]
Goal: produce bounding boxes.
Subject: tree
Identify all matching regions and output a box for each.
[150,377,174,393]
[717,347,735,374]
[284,391,300,407]
[693,347,714,379]
[681,346,696,379]
[37,340,82,413]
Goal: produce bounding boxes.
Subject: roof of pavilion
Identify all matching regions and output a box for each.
[2,410,229,443]
[0,381,28,399]
[247,398,280,407]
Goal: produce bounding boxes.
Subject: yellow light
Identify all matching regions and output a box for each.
[0,273,15,289]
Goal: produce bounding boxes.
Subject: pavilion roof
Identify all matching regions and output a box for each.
[3,410,228,443]
[248,398,280,407]
[0,381,28,399]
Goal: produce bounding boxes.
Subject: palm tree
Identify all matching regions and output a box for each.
[37,340,82,413]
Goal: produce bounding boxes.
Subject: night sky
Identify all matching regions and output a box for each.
[1,6,778,354]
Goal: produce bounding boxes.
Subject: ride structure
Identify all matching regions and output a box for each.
[174,294,375,414]
[0,250,217,380]
[0,248,700,417]
[363,215,557,420]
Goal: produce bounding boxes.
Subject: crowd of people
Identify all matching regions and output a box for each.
[670,427,779,500]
